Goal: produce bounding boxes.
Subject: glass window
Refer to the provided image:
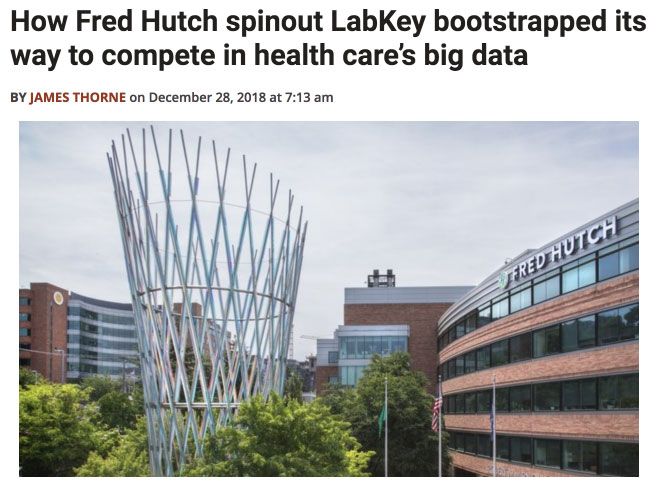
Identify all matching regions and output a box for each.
[510,437,532,463]
[477,345,490,370]
[372,336,383,355]
[491,297,509,320]
[478,434,492,457]
[478,305,491,327]
[328,351,338,364]
[619,244,639,274]
[20,328,31,337]
[448,359,455,379]
[578,260,596,288]
[495,387,509,412]
[562,317,595,352]
[509,333,532,363]
[496,435,510,460]
[600,442,639,477]
[562,267,579,293]
[533,325,561,357]
[465,314,477,334]
[19,343,31,350]
[455,433,464,452]
[455,393,464,413]
[329,376,339,384]
[491,340,508,367]
[563,441,597,473]
[599,374,639,410]
[381,337,391,356]
[465,392,477,413]
[509,385,531,411]
[456,322,466,339]
[563,378,597,410]
[454,356,464,377]
[465,351,477,374]
[465,434,477,454]
[19,313,31,322]
[19,358,31,367]
[598,251,619,280]
[534,382,561,411]
[19,297,31,306]
[533,275,560,304]
[620,304,639,341]
[339,337,348,359]
[510,288,532,313]
[477,390,491,413]
[597,308,620,345]
[534,439,561,468]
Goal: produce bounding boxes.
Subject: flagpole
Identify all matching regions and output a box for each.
[438,375,442,478]
[384,376,388,478]
[492,374,496,478]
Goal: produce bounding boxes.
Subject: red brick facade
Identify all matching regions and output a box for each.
[345,302,452,393]
[316,365,338,393]
[19,283,69,382]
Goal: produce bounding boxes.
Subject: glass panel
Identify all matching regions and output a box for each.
[562,381,580,410]
[328,351,338,364]
[491,340,508,367]
[581,441,598,473]
[578,315,596,349]
[477,390,491,413]
[346,337,356,358]
[455,394,464,413]
[598,251,619,281]
[465,434,477,454]
[600,443,639,476]
[619,374,639,408]
[597,308,620,345]
[620,304,639,341]
[454,356,464,377]
[509,333,532,362]
[495,388,509,412]
[477,345,490,370]
[534,439,561,468]
[562,268,578,293]
[478,434,492,457]
[466,315,477,333]
[373,336,383,355]
[619,244,639,273]
[491,298,509,320]
[510,437,532,463]
[478,305,491,327]
[581,378,597,410]
[456,322,465,339]
[510,385,531,411]
[465,351,477,374]
[534,382,561,411]
[496,435,509,460]
[598,376,618,410]
[510,288,532,313]
[561,319,579,352]
[465,392,477,413]
[578,260,596,288]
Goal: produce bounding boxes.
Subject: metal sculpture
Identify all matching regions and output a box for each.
[107,127,307,476]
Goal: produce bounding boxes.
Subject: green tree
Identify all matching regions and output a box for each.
[183,394,373,476]
[19,367,41,389]
[97,391,137,432]
[19,383,103,476]
[320,352,452,477]
[283,369,303,403]
[81,375,122,402]
[76,417,150,477]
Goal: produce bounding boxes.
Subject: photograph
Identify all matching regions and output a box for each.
[18,121,638,477]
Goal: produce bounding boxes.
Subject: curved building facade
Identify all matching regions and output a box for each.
[437,199,639,477]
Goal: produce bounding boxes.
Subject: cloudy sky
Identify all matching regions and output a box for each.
[20,122,638,359]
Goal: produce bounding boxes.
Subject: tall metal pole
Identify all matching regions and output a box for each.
[492,374,496,478]
[384,376,388,478]
[438,375,442,478]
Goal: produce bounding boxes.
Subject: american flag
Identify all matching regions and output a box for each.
[431,381,443,432]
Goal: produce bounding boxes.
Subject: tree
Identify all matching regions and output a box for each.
[97,391,137,432]
[75,417,150,477]
[19,383,104,476]
[19,367,41,389]
[81,375,122,401]
[320,352,452,477]
[283,369,303,403]
[183,394,373,476]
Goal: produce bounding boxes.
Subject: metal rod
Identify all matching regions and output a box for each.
[385,376,388,478]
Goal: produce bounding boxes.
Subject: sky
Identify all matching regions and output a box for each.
[19,122,639,360]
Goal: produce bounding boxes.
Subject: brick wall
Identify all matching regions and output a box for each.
[316,365,338,394]
[345,302,452,393]
[451,452,578,477]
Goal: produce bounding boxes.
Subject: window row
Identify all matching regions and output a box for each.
[443,373,638,413]
[73,349,139,363]
[339,335,407,359]
[68,306,135,325]
[448,432,638,476]
[438,237,638,351]
[67,334,138,351]
[439,303,638,380]
[68,320,137,338]
[19,313,31,322]
[19,327,31,337]
[19,297,31,306]
[338,365,367,386]
[69,362,139,376]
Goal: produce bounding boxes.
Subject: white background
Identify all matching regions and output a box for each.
[2,0,655,492]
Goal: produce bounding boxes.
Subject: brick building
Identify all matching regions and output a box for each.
[19,283,139,383]
[437,198,639,476]
[316,274,472,394]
